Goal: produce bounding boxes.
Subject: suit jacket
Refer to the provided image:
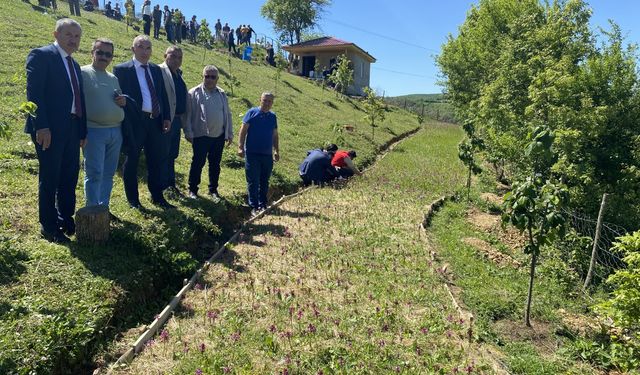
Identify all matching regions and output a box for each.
[158,62,188,123]
[25,43,87,139]
[112,60,171,126]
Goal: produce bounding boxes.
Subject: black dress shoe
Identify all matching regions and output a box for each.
[58,219,75,236]
[152,199,176,209]
[41,229,71,244]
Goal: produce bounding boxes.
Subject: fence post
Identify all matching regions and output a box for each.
[583,193,608,290]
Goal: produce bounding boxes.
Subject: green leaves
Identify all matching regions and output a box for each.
[261,0,330,45]
[328,55,354,97]
[362,87,385,140]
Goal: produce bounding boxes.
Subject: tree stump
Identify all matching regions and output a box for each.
[76,205,110,244]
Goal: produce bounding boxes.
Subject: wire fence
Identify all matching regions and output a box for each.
[560,202,628,291]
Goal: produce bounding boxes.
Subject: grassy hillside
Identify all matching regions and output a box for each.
[114,123,479,374]
[0,2,420,373]
[385,93,456,124]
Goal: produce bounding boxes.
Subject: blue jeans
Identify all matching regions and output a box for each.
[83,127,122,207]
[167,116,182,188]
[245,153,273,209]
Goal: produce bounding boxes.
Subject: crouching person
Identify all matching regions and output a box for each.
[299,147,337,186]
[184,65,233,201]
[331,149,360,178]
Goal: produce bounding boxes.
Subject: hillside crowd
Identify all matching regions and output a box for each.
[39,0,258,54]
[25,17,358,244]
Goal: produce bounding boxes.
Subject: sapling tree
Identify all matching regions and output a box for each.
[502,126,568,327]
[224,57,241,96]
[458,119,484,198]
[0,101,37,140]
[328,54,353,98]
[124,0,135,32]
[197,19,212,63]
[362,87,385,141]
[273,53,287,95]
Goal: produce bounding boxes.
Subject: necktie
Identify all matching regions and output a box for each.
[65,56,82,118]
[141,64,160,118]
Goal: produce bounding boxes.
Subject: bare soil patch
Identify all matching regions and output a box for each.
[480,192,503,206]
[462,237,521,268]
[494,319,557,356]
[466,208,526,253]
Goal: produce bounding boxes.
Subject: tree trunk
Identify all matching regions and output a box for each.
[467,166,472,199]
[584,193,607,290]
[525,226,537,327]
[76,205,110,245]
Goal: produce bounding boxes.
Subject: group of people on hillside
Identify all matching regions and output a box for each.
[299,144,361,186]
[25,18,280,244]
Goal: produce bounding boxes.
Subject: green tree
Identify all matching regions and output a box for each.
[197,19,212,62]
[503,126,568,327]
[224,57,241,96]
[0,101,37,140]
[124,0,135,31]
[438,0,640,229]
[362,87,385,141]
[458,119,484,198]
[261,0,330,45]
[328,54,353,98]
[273,53,288,95]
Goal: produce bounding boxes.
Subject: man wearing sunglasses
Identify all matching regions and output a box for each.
[183,65,233,202]
[80,38,126,211]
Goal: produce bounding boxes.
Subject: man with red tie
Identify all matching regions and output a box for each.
[25,18,87,243]
[113,35,172,209]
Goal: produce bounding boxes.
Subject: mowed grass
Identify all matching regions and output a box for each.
[0,1,420,373]
[429,197,598,374]
[111,123,493,374]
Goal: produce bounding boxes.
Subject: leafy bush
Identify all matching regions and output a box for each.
[579,230,640,371]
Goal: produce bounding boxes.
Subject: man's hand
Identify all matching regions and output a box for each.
[162,120,171,133]
[114,95,126,107]
[237,146,245,158]
[35,128,52,150]
[273,151,280,162]
[80,138,87,148]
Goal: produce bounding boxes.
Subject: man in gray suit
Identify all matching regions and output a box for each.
[159,46,188,196]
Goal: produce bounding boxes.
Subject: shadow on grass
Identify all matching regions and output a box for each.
[240,97,254,109]
[323,100,338,110]
[283,80,302,93]
[270,207,325,220]
[211,247,247,273]
[0,238,29,285]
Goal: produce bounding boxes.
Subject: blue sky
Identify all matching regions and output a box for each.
[141,0,638,96]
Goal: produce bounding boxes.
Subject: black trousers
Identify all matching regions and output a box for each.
[143,15,151,35]
[153,19,161,38]
[32,118,80,233]
[68,0,80,15]
[122,115,169,203]
[188,134,225,194]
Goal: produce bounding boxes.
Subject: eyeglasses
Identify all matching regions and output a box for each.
[204,75,218,79]
[95,50,113,58]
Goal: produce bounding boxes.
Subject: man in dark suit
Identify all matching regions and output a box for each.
[113,35,173,209]
[25,18,87,244]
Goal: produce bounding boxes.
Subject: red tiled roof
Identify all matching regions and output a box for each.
[283,37,376,62]
[286,36,352,48]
